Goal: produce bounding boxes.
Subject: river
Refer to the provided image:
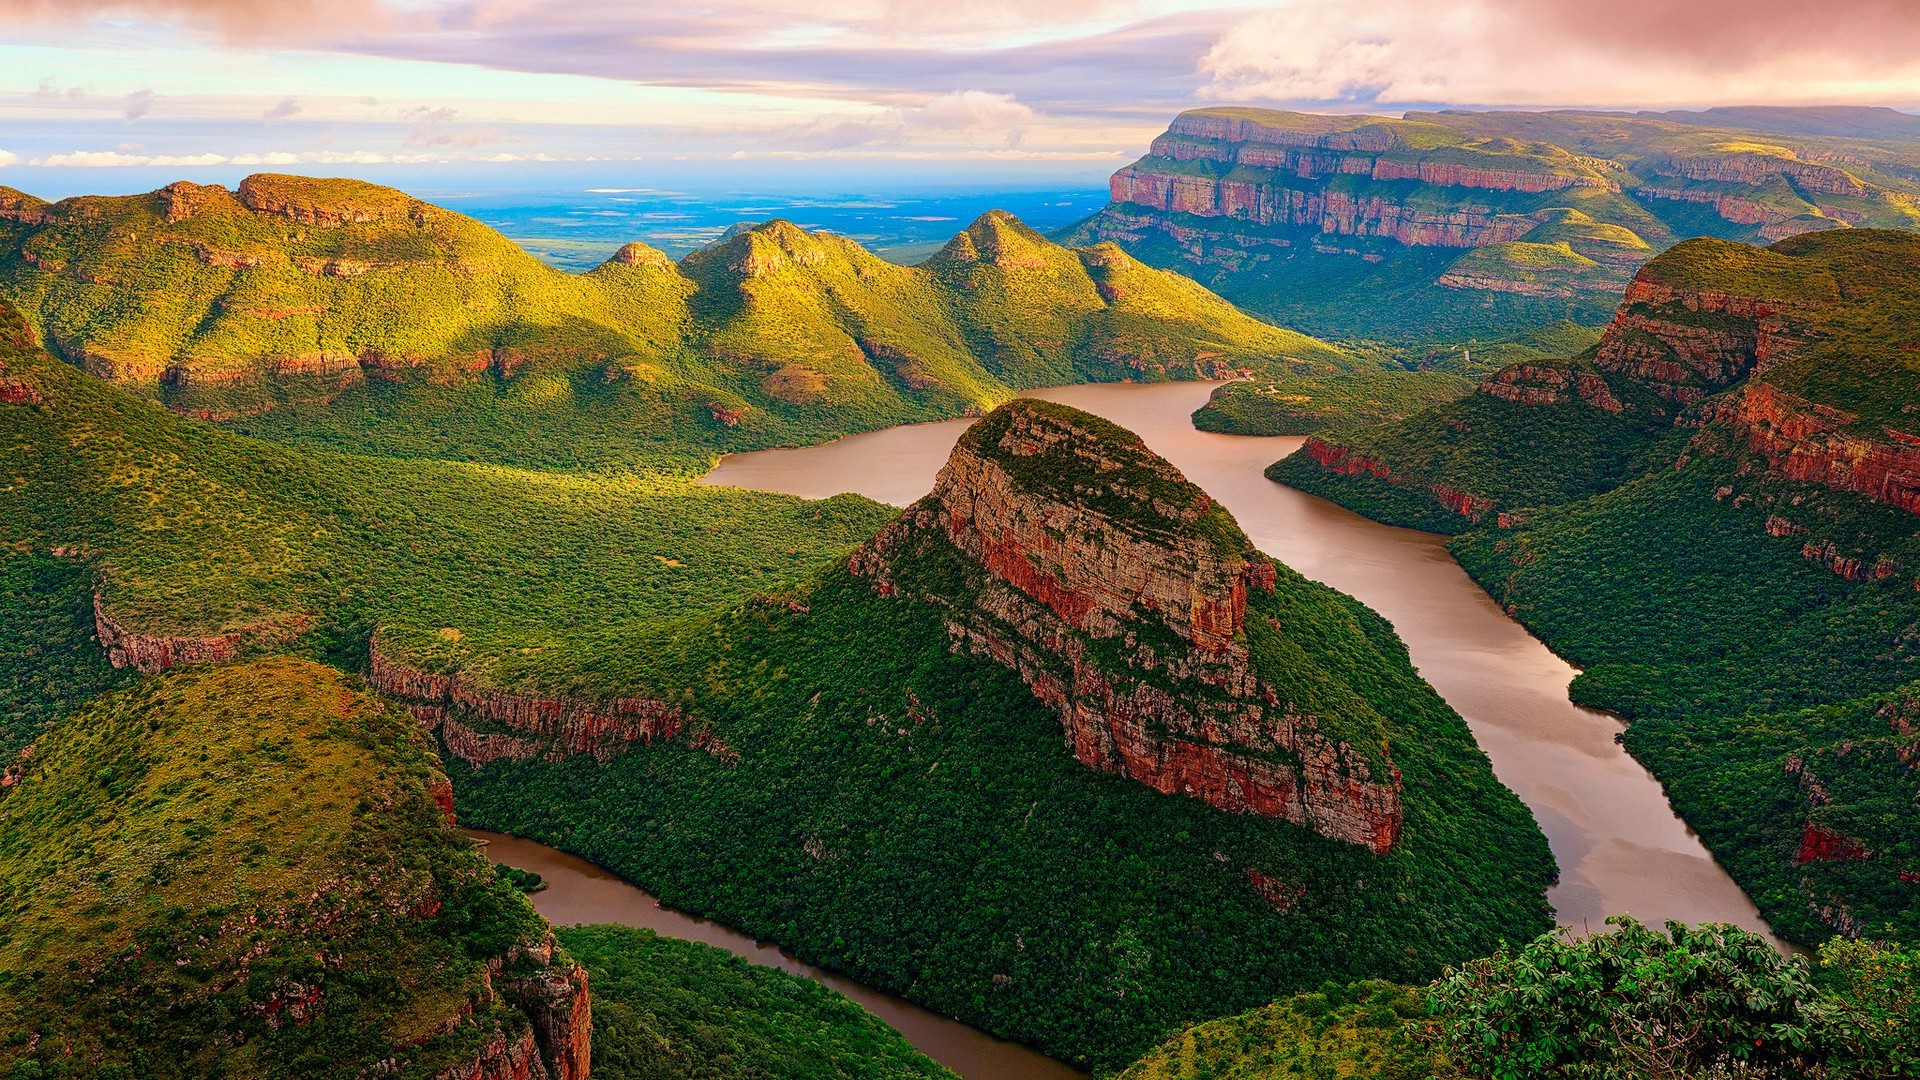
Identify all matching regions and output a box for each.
[479,379,1781,1080]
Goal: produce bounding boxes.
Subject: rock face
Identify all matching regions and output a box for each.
[1295,437,1497,524]
[438,936,591,1080]
[1591,276,1811,406]
[368,631,684,765]
[1069,107,1920,331]
[92,593,311,674]
[851,400,1402,851]
[1703,382,1920,515]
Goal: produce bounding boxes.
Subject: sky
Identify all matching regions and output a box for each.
[3,0,1920,193]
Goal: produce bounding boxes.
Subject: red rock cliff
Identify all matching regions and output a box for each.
[92,593,311,674]
[851,400,1402,852]
[1590,275,1810,407]
[368,631,684,766]
[439,934,591,1080]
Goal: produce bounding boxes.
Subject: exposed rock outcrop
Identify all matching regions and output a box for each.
[1296,437,1495,523]
[238,173,417,228]
[1478,363,1623,411]
[1591,276,1811,405]
[438,935,591,1080]
[92,593,311,674]
[851,400,1402,851]
[1702,381,1920,515]
[369,631,684,765]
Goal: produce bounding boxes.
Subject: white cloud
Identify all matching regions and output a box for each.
[0,150,17,167]
[905,89,1036,131]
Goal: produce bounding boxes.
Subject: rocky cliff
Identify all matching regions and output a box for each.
[1067,107,1920,340]
[851,399,1402,851]
[368,630,685,765]
[92,592,312,673]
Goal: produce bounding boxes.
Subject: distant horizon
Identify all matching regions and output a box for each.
[10,100,1920,206]
[6,0,1920,185]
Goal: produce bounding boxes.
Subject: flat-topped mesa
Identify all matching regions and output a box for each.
[851,400,1402,851]
[236,173,420,227]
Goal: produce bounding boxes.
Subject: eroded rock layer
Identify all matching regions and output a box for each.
[368,632,684,765]
[851,399,1401,851]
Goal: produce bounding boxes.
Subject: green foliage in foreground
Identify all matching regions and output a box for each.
[1122,922,1920,1080]
[1433,919,1821,1079]
[0,657,549,1079]
[1189,368,1471,436]
[559,925,957,1080]
[0,554,130,756]
[452,564,1554,1072]
[1118,980,1455,1080]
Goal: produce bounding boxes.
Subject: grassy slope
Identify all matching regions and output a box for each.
[1273,230,1920,944]
[0,657,550,1078]
[0,553,132,756]
[0,178,1426,474]
[0,306,891,712]
[562,926,958,1080]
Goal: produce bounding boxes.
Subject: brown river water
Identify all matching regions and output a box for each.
[480,380,1783,1080]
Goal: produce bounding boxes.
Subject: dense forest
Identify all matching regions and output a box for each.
[1276,229,1920,948]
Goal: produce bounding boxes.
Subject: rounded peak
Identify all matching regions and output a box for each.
[0,186,49,225]
[1076,242,1135,271]
[153,179,241,223]
[606,241,673,269]
[963,399,1212,509]
[682,218,839,279]
[237,173,418,227]
[931,210,1055,269]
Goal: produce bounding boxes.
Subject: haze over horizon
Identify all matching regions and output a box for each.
[3,0,1920,195]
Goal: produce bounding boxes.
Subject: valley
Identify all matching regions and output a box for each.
[704,381,1780,938]
[5,109,1919,1076]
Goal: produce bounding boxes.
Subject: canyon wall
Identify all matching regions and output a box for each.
[852,400,1402,851]
[368,632,685,766]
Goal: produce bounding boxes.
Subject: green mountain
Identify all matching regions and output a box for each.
[0,656,585,1079]
[0,305,1553,1069]
[1273,228,1920,945]
[0,176,1454,472]
[1063,106,1920,345]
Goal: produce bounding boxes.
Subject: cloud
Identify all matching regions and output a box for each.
[905,90,1035,131]
[1199,0,1920,109]
[122,88,156,120]
[0,150,17,167]
[24,148,465,166]
[339,3,1235,124]
[0,0,399,43]
[261,96,301,122]
[401,105,502,148]
[35,77,87,101]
